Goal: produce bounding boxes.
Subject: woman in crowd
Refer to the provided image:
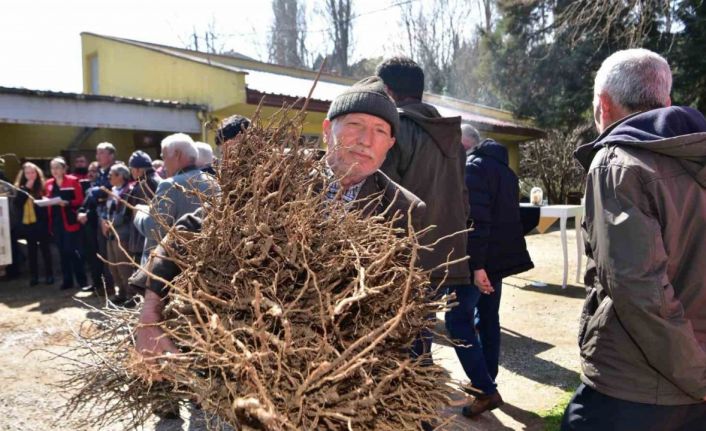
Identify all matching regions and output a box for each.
[13,162,53,285]
[45,157,86,290]
[104,163,137,306]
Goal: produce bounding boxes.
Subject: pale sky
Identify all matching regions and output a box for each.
[0,0,415,93]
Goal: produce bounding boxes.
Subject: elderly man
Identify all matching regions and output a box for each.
[133,133,217,266]
[561,48,706,430]
[461,123,481,154]
[132,76,424,361]
[103,163,136,305]
[463,135,534,417]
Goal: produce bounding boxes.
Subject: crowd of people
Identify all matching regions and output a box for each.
[4,135,220,308]
[1,47,704,429]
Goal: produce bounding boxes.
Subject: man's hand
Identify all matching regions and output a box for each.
[77,212,88,224]
[474,269,494,295]
[135,325,178,358]
[135,290,178,381]
[100,219,110,237]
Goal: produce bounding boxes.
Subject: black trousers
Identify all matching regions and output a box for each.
[561,383,706,431]
[96,228,115,294]
[23,229,53,279]
[55,227,86,288]
[83,223,114,293]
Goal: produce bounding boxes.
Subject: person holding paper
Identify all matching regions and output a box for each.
[13,162,53,286]
[45,157,87,291]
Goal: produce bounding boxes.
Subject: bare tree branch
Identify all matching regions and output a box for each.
[269,0,309,67]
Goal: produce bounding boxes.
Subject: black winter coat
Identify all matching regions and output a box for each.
[466,140,533,282]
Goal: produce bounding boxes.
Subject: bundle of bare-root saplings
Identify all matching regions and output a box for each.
[63,107,453,430]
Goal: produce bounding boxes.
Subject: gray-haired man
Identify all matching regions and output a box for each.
[461,123,481,154]
[562,48,706,430]
[131,77,425,363]
[133,133,218,266]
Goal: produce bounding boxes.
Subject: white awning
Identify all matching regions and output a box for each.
[0,90,204,133]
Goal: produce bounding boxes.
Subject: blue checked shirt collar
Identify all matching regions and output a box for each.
[324,166,365,203]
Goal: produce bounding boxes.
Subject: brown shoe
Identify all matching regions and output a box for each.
[462,391,504,418]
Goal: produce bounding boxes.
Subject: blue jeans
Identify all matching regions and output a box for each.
[445,282,502,395]
[411,283,501,395]
[476,279,503,380]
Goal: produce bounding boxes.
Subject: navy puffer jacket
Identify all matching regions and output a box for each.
[466,139,533,282]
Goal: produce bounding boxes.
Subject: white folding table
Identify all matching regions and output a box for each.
[521,203,584,288]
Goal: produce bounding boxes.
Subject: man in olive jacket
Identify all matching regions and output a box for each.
[562,49,706,430]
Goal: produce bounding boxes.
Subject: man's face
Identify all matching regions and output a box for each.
[87,164,99,181]
[109,171,123,187]
[324,113,395,185]
[461,136,477,152]
[130,167,142,179]
[96,148,114,168]
[74,156,87,168]
[161,149,179,178]
[593,91,634,134]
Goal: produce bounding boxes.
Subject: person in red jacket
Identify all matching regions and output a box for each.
[46,157,87,290]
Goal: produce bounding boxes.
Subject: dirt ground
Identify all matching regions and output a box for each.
[0,226,585,430]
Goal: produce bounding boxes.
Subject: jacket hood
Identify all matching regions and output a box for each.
[470,139,509,166]
[575,106,706,187]
[397,101,461,157]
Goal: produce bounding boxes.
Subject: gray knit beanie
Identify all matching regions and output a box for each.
[327,76,399,137]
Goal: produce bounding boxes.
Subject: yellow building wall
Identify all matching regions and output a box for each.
[81,34,246,110]
[503,142,520,174]
[0,124,78,179]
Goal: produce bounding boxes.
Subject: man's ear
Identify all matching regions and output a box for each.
[322,118,332,145]
[386,135,395,151]
[596,92,620,130]
[598,92,612,124]
[666,96,672,107]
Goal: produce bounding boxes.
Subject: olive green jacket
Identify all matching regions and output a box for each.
[574,107,706,405]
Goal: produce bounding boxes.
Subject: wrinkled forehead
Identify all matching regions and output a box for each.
[332,112,391,134]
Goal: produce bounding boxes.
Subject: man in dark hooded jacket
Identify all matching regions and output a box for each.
[376,57,479,413]
[463,136,534,417]
[561,48,706,430]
